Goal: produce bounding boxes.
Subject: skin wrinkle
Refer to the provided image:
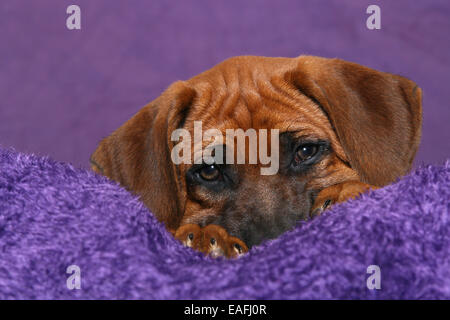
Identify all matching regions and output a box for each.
[238,67,256,129]
[219,66,239,121]
[270,74,305,108]
[257,79,299,116]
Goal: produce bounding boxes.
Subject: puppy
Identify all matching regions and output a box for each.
[90,55,422,255]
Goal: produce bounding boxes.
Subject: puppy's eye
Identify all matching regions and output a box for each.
[198,164,221,181]
[294,144,319,164]
[188,233,194,241]
[210,238,216,246]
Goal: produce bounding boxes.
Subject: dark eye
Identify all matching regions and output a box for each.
[234,243,242,253]
[188,233,194,241]
[210,238,216,245]
[198,164,221,181]
[294,144,319,164]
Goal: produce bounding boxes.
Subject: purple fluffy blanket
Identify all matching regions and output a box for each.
[0,146,449,299]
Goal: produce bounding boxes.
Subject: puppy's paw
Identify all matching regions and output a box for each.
[226,236,249,258]
[311,181,378,217]
[200,225,231,258]
[174,224,248,258]
[174,224,202,248]
[200,225,249,258]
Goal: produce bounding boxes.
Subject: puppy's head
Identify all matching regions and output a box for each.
[91,55,422,247]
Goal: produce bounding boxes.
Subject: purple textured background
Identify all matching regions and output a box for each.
[0,0,449,169]
[1,146,449,299]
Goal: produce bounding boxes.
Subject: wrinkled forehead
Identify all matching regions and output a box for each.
[182,83,334,144]
[177,55,343,161]
[183,56,332,133]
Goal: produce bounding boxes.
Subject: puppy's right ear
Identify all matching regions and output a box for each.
[90,81,196,230]
[289,56,422,186]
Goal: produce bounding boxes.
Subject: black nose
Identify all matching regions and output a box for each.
[239,225,278,248]
[237,213,303,248]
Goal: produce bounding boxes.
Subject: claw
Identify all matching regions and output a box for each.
[174,224,248,258]
[174,224,202,248]
[227,236,249,258]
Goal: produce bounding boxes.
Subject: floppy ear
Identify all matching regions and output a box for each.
[290,56,422,186]
[90,81,196,230]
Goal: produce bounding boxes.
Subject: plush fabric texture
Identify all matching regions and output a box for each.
[0,146,449,299]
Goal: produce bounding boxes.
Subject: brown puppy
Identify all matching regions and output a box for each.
[90,55,422,253]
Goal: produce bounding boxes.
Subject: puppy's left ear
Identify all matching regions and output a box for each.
[290,56,422,186]
[90,81,196,230]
